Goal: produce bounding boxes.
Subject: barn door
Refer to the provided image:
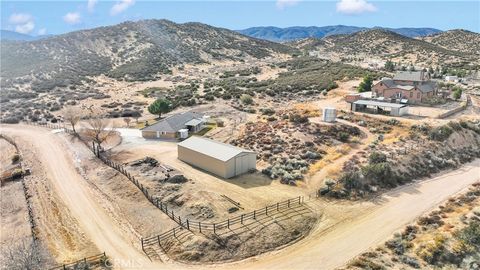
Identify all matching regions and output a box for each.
[235,156,244,176]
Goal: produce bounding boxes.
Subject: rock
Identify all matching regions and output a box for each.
[228,207,239,213]
[166,174,188,184]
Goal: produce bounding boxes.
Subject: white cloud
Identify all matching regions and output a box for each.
[276,0,301,10]
[87,0,98,12]
[110,0,135,16]
[336,0,377,15]
[15,21,35,34]
[9,13,35,34]
[38,28,47,35]
[9,13,33,24]
[63,12,81,24]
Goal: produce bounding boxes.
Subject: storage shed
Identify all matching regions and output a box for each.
[177,136,256,178]
[351,100,409,116]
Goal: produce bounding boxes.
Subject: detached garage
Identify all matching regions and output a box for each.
[177,136,256,179]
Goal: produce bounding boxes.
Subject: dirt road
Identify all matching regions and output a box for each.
[1,125,150,268]
[218,159,480,270]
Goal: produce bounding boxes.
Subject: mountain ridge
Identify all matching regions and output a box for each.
[237,25,443,42]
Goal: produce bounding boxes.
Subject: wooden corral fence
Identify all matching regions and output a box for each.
[48,252,108,270]
[140,196,304,252]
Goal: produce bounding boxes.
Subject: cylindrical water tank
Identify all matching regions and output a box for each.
[322,107,337,122]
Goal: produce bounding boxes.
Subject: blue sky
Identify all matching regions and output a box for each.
[1,1,479,36]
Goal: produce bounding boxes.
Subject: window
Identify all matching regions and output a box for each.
[410,92,413,98]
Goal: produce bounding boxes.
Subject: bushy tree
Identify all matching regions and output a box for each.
[453,87,462,100]
[384,60,395,72]
[358,75,373,93]
[148,98,172,118]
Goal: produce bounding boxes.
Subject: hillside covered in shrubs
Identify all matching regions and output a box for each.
[343,183,480,270]
[320,120,480,199]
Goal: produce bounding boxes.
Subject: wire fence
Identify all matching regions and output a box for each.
[141,195,304,251]
[48,252,108,270]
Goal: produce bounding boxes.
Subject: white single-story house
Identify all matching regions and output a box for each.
[141,111,205,139]
[177,136,256,178]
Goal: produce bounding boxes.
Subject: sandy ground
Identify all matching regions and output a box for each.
[0,139,31,248]
[110,141,306,211]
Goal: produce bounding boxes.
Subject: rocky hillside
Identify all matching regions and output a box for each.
[0,19,294,88]
[420,29,480,56]
[237,26,441,42]
[294,29,478,68]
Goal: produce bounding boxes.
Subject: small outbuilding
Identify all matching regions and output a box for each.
[177,136,256,178]
[351,100,409,116]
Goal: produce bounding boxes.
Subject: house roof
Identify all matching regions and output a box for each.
[185,119,203,126]
[142,111,203,132]
[416,81,436,93]
[393,71,425,82]
[353,100,408,108]
[178,136,255,162]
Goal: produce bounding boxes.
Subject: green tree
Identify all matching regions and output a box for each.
[453,87,463,100]
[384,60,395,72]
[357,75,373,93]
[148,98,172,118]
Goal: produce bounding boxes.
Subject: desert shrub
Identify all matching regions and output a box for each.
[11,154,20,164]
[240,94,253,105]
[289,113,308,124]
[416,234,446,264]
[0,116,21,124]
[11,168,23,179]
[349,257,385,270]
[362,163,396,187]
[260,108,275,115]
[401,255,421,268]
[369,151,387,164]
[301,151,321,160]
[454,221,480,253]
[447,121,462,131]
[338,132,350,142]
[204,95,215,101]
[339,169,361,190]
[429,125,453,141]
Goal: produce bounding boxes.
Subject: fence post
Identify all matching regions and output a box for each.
[298,196,301,204]
[179,216,182,226]
[253,210,256,220]
[213,223,216,234]
[157,235,161,245]
[241,214,244,224]
[173,228,176,237]
[277,202,279,211]
[186,219,190,230]
[227,219,230,229]
[141,238,144,252]
[199,222,202,233]
[288,199,290,208]
[265,206,268,216]
[63,265,66,270]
